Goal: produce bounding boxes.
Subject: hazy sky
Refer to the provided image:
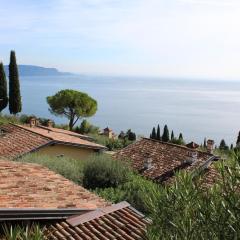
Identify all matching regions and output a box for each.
[1,0,240,79]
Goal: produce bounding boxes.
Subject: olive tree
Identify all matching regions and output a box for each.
[47,89,97,130]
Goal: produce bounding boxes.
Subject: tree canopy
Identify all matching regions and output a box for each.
[47,89,97,130]
[0,63,8,112]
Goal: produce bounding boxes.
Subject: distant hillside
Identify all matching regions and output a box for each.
[4,65,73,76]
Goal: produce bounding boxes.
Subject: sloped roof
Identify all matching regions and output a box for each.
[115,138,214,183]
[0,160,108,211]
[46,201,150,240]
[0,124,106,159]
[0,124,50,159]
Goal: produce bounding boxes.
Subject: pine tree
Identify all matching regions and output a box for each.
[171,130,174,141]
[0,62,8,112]
[230,144,234,150]
[179,133,183,141]
[9,50,21,114]
[157,125,161,140]
[162,125,169,142]
[151,127,156,139]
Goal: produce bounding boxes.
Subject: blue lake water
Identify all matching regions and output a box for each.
[17,75,240,146]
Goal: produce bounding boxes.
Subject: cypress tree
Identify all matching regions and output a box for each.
[219,139,228,150]
[9,50,21,114]
[0,62,8,112]
[162,125,169,142]
[236,131,240,146]
[171,130,174,141]
[230,143,234,150]
[179,133,183,141]
[157,124,161,140]
[203,138,207,148]
[151,127,156,139]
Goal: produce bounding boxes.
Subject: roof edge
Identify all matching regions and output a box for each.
[67,201,130,226]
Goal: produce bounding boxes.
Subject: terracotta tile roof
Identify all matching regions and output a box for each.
[0,124,50,159]
[115,138,214,183]
[46,201,150,240]
[18,124,105,150]
[0,124,106,159]
[0,160,108,210]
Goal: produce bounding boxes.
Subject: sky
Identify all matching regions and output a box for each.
[0,0,240,79]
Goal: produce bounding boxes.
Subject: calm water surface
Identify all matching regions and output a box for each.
[19,75,240,145]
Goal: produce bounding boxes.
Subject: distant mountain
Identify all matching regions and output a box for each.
[4,65,73,76]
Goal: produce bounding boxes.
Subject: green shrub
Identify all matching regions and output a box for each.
[82,155,130,189]
[145,153,240,240]
[96,173,160,214]
[18,154,84,185]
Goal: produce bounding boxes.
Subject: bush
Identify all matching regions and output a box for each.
[18,154,84,185]
[96,173,160,214]
[82,155,130,189]
[145,153,240,240]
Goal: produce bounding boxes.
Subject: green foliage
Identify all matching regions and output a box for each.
[219,139,229,150]
[145,153,240,240]
[96,173,160,214]
[9,51,22,115]
[151,127,156,139]
[89,133,132,151]
[1,224,44,240]
[0,114,21,125]
[236,131,240,146]
[76,119,99,134]
[156,125,161,140]
[162,124,169,142]
[171,130,174,141]
[82,155,130,189]
[47,89,97,130]
[0,63,8,112]
[18,154,84,185]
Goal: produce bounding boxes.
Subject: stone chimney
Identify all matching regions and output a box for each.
[185,151,198,164]
[207,139,215,154]
[144,154,153,170]
[46,120,54,128]
[29,117,37,127]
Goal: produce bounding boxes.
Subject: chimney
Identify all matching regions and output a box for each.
[144,154,153,170]
[47,120,54,128]
[207,139,214,154]
[29,117,37,127]
[185,151,198,164]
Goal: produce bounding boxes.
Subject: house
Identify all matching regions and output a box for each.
[0,160,150,239]
[0,118,106,160]
[115,138,218,185]
[101,127,117,139]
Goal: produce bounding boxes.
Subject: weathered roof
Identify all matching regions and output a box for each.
[0,124,106,158]
[0,124,50,159]
[0,160,108,211]
[46,201,150,240]
[115,138,214,183]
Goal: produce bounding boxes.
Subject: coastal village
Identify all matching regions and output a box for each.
[0,52,239,239]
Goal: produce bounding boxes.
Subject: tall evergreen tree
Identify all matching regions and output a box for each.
[9,50,21,114]
[0,62,8,112]
[236,131,240,146]
[162,125,170,142]
[230,143,234,150]
[171,130,174,141]
[203,138,207,148]
[179,133,183,141]
[151,127,156,139]
[157,124,161,140]
[219,139,228,150]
